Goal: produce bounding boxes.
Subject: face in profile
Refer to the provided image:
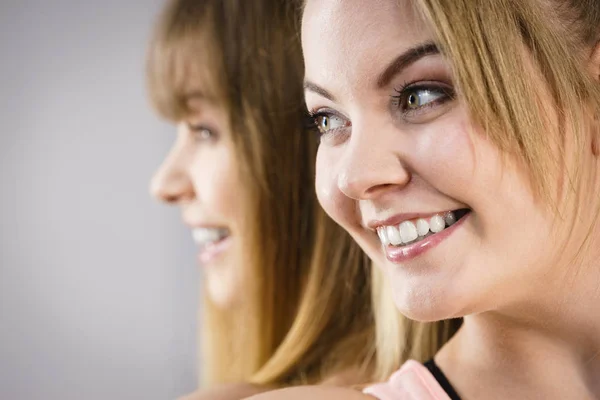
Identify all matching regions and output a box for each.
[151,95,245,309]
[302,0,577,321]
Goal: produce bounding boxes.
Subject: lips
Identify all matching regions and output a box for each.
[197,236,232,264]
[373,209,471,264]
[191,227,231,264]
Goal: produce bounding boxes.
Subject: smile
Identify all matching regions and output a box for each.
[192,227,231,264]
[375,209,471,263]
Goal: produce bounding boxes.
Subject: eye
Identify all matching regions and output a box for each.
[392,83,454,121]
[406,89,445,109]
[312,113,349,135]
[187,123,217,142]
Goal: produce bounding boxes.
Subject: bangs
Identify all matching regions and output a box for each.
[415,0,594,201]
[146,8,225,122]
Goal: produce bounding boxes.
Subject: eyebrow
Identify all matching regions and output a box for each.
[184,91,218,110]
[376,41,440,88]
[184,91,206,102]
[303,41,440,102]
[303,81,336,102]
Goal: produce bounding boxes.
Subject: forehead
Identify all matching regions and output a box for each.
[302,0,434,94]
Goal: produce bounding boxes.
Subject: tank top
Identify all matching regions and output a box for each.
[363,359,461,400]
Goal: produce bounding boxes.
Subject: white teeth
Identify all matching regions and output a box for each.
[377,227,384,243]
[377,227,391,246]
[429,215,445,233]
[416,218,430,237]
[192,228,228,246]
[399,221,418,243]
[445,211,457,226]
[377,211,464,247]
[386,225,402,246]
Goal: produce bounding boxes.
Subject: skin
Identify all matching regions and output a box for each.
[179,371,368,400]
[153,90,367,400]
[179,383,269,400]
[151,96,245,309]
[247,0,600,398]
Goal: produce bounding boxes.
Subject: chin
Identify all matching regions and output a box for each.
[206,278,236,310]
[389,279,467,322]
[397,304,459,323]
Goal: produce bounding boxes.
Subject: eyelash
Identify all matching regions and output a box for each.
[308,81,455,141]
[306,110,350,144]
[187,123,218,142]
[391,81,455,117]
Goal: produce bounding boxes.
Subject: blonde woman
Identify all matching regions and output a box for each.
[147,0,379,398]
[248,0,600,398]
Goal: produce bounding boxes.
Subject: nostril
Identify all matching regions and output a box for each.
[364,182,397,196]
[161,193,180,204]
[150,167,194,204]
[150,178,181,204]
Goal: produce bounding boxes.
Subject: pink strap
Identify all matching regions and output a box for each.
[363,360,452,400]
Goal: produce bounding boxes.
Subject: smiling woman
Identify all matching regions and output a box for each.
[246,0,600,398]
[145,0,382,398]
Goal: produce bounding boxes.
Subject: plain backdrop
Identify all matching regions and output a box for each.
[0,1,199,399]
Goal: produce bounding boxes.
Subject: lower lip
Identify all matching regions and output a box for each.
[384,212,470,264]
[198,237,232,264]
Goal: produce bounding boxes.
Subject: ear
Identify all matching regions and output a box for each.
[589,40,600,82]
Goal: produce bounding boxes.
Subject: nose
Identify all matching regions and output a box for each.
[337,122,411,200]
[150,145,194,204]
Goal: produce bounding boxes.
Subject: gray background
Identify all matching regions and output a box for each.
[0,1,199,399]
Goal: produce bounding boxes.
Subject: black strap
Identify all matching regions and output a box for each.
[423,359,462,400]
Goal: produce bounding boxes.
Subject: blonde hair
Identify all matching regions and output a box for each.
[416,0,600,201]
[147,0,375,387]
[413,0,600,275]
[302,0,600,383]
[372,0,600,380]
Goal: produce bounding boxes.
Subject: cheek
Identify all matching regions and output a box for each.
[191,147,241,220]
[213,164,240,216]
[413,116,478,198]
[420,117,556,278]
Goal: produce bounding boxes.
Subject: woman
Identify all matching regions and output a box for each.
[248,0,600,398]
[147,0,378,398]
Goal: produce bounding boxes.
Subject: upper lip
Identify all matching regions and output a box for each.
[184,220,228,231]
[366,211,455,231]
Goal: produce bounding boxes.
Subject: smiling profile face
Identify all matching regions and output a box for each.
[151,95,245,309]
[301,0,577,321]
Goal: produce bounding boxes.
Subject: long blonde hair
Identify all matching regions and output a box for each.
[374,0,600,380]
[300,0,600,383]
[147,0,375,387]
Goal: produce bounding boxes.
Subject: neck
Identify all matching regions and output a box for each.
[438,244,600,399]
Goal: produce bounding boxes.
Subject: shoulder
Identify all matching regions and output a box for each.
[320,368,371,387]
[243,386,375,400]
[363,360,452,400]
[179,383,269,400]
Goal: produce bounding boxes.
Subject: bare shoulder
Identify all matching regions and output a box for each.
[179,383,269,400]
[320,368,370,387]
[243,386,375,400]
